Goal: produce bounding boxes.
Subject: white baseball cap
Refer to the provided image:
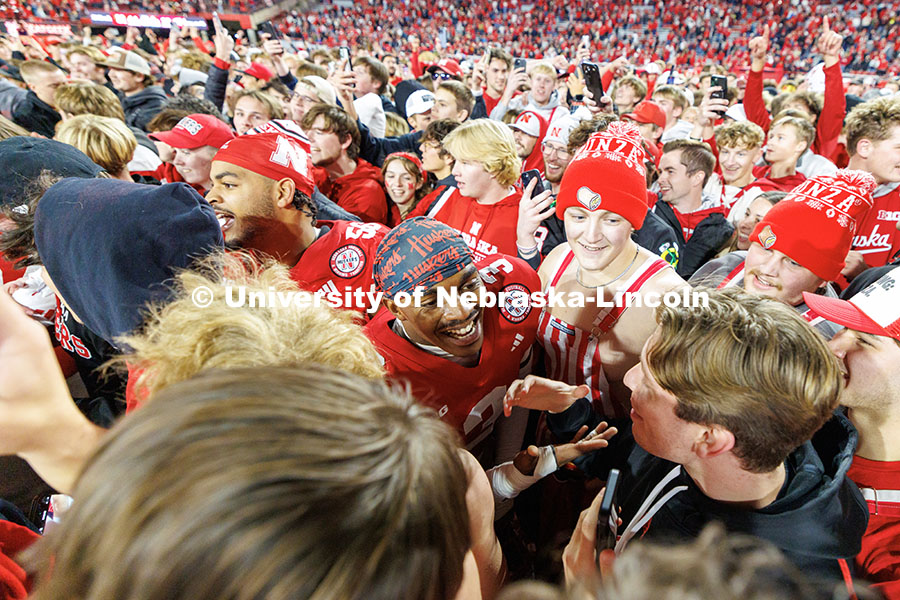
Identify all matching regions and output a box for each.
[406,89,435,117]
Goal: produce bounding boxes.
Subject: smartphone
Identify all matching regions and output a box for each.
[521,169,545,196]
[258,21,281,40]
[595,468,620,556]
[581,61,604,102]
[514,57,527,72]
[339,45,352,70]
[710,74,728,116]
[581,34,590,47]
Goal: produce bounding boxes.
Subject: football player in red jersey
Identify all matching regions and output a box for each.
[366,217,540,466]
[206,132,388,315]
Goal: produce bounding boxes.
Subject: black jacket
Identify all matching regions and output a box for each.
[549,400,869,583]
[12,91,60,138]
[651,199,733,279]
[122,86,167,131]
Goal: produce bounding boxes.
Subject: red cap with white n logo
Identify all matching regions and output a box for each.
[213,133,315,197]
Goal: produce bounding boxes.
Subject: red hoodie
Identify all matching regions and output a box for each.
[314,159,389,225]
[407,185,521,262]
[745,165,807,194]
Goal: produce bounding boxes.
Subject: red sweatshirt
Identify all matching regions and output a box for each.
[313,159,389,224]
[744,63,845,159]
[746,165,807,193]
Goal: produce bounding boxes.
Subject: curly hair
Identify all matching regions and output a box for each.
[112,253,383,401]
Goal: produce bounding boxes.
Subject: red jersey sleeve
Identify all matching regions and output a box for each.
[813,62,845,159]
[744,68,772,133]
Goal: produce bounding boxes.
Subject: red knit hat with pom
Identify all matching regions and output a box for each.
[555,121,648,228]
[750,169,876,281]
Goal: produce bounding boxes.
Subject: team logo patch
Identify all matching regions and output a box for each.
[759,225,777,249]
[576,186,602,211]
[500,283,532,323]
[330,244,366,278]
[658,242,679,268]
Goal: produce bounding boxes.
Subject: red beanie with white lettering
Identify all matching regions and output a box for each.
[555,121,648,228]
[750,169,876,281]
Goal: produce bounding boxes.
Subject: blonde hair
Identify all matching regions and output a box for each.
[647,287,842,473]
[845,95,900,157]
[714,121,765,151]
[114,254,384,400]
[18,59,63,85]
[233,89,284,120]
[652,84,689,111]
[55,115,136,176]
[0,114,29,139]
[66,46,105,64]
[527,60,556,79]
[443,118,521,187]
[54,81,126,121]
[384,110,411,137]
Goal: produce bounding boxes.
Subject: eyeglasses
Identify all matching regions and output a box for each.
[541,142,570,159]
[292,93,320,105]
[431,71,453,81]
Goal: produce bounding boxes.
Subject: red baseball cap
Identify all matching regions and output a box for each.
[149,114,235,150]
[426,58,463,79]
[213,133,315,197]
[241,62,274,82]
[803,266,900,341]
[622,100,666,130]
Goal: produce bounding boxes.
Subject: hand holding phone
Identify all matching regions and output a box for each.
[581,61,604,102]
[521,169,545,197]
[709,74,728,116]
[595,469,620,556]
[339,45,353,70]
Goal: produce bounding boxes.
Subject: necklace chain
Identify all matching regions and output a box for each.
[575,247,640,289]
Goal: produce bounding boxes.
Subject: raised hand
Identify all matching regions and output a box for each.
[748,24,769,70]
[817,16,843,67]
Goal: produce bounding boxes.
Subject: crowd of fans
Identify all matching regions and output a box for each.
[0,4,898,600]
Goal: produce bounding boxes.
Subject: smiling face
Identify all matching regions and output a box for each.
[859,125,900,184]
[233,95,273,136]
[719,144,761,186]
[529,72,555,105]
[743,242,824,306]
[307,115,348,167]
[563,207,634,273]
[735,197,776,250]
[172,145,218,189]
[383,159,422,208]
[388,264,486,358]
[107,68,146,95]
[829,328,900,411]
[541,140,571,184]
[68,53,104,83]
[657,149,695,205]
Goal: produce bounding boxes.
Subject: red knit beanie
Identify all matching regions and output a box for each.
[555,121,648,228]
[750,169,876,281]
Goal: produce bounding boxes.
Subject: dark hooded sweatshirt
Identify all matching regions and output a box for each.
[548,400,868,584]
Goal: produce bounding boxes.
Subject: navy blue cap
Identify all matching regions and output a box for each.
[0,137,104,208]
[34,178,224,344]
